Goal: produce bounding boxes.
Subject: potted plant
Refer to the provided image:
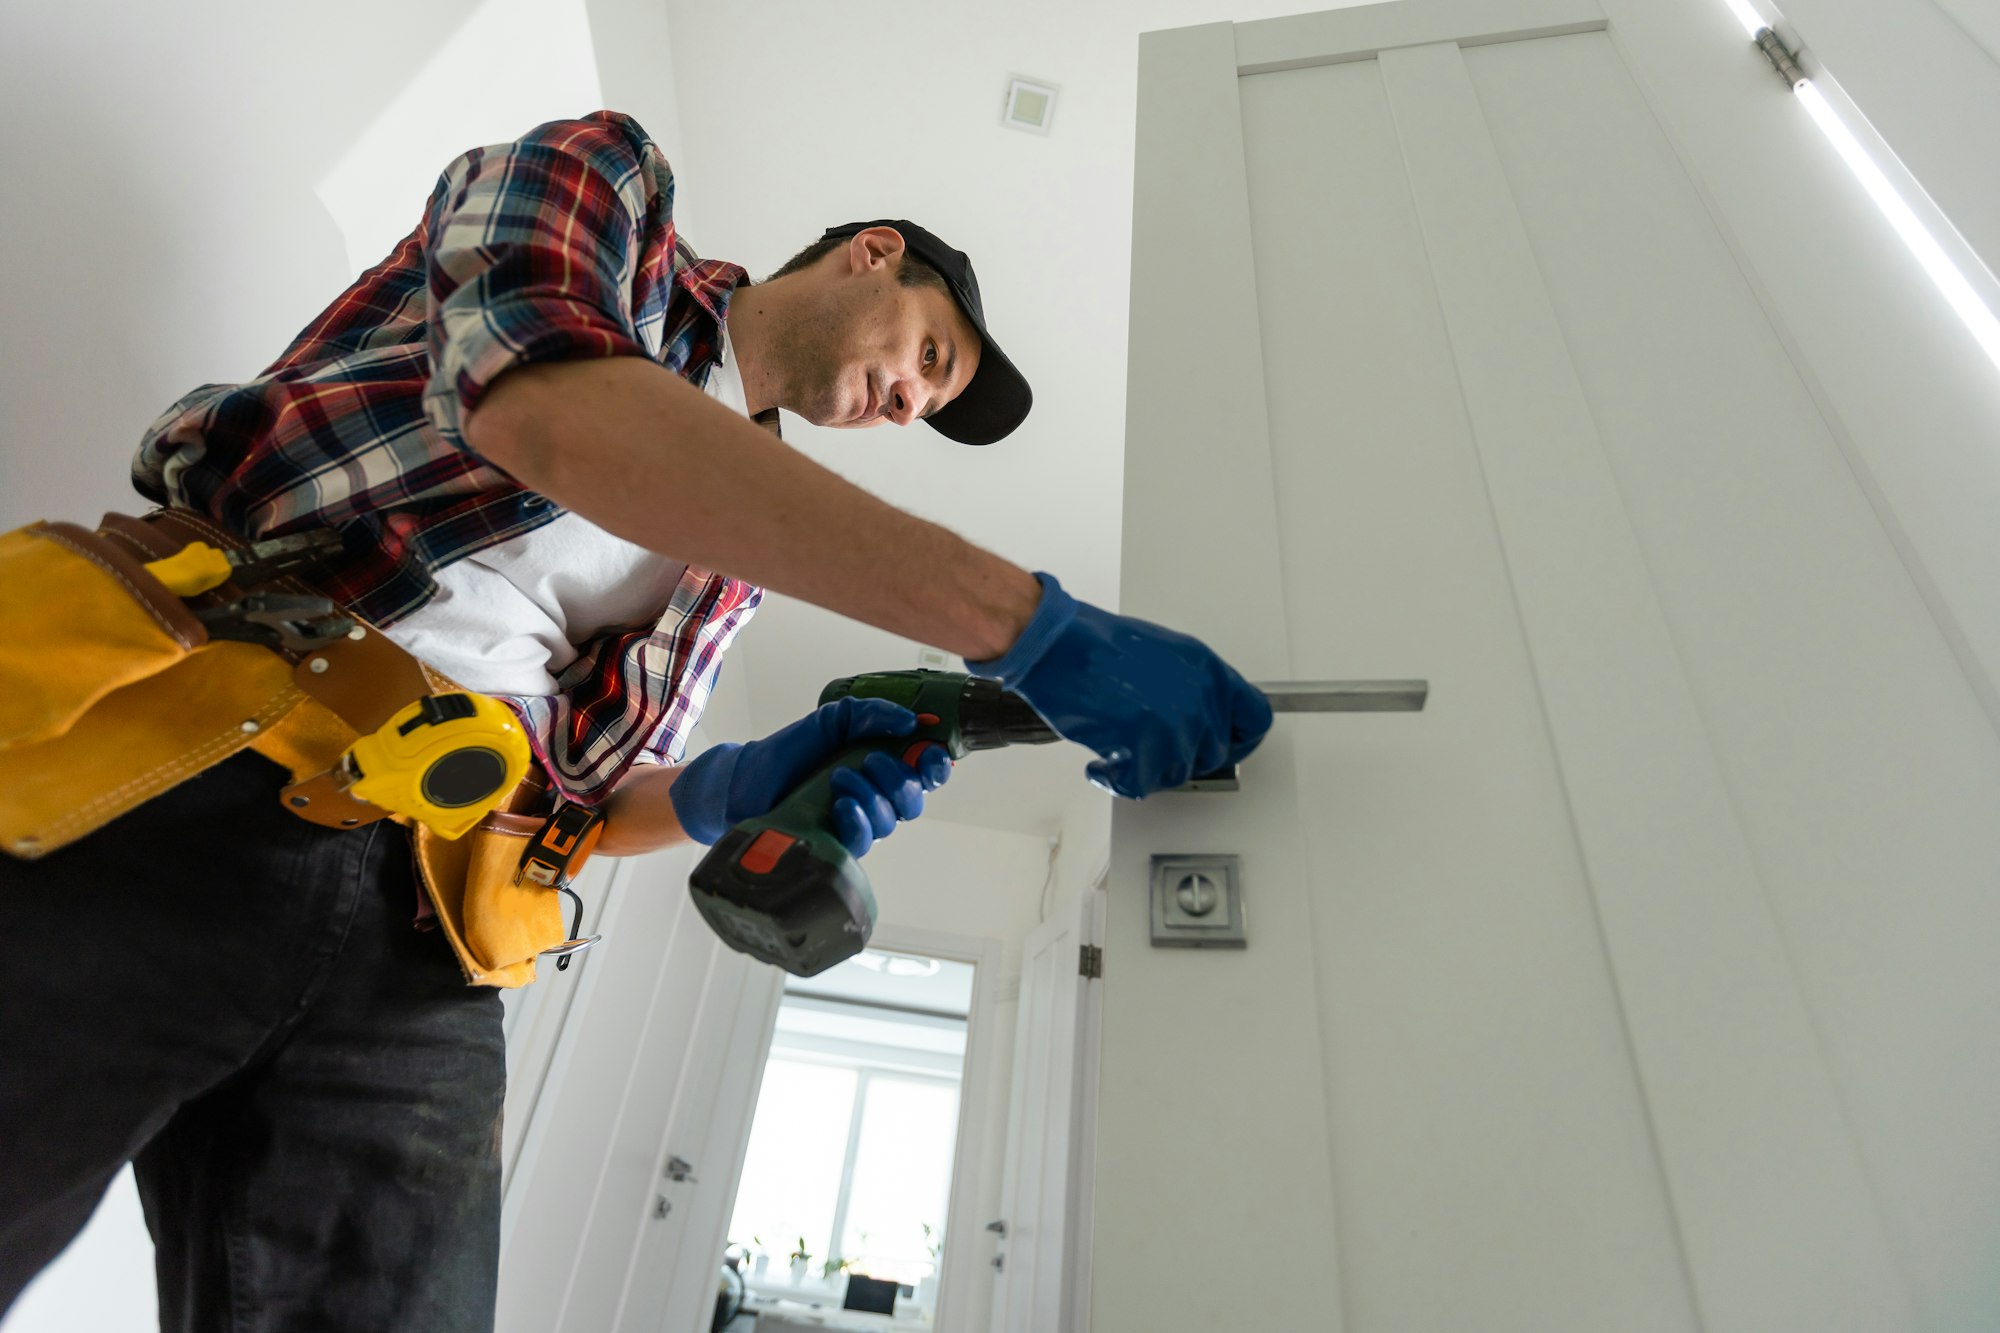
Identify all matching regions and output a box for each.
[750,1235,770,1279]
[918,1223,943,1308]
[788,1237,811,1285]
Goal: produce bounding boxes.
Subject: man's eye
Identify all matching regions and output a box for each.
[924,341,938,368]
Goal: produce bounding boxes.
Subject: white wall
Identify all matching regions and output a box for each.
[1049,788,1114,924]
[6,0,433,532]
[0,0,692,536]
[866,817,1054,948]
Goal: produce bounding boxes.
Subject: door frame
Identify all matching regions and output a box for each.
[859,922,1005,1332]
[1062,886,1106,1333]
[985,883,1105,1333]
[615,923,1007,1333]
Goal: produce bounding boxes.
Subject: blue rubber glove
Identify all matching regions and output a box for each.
[670,697,953,858]
[966,573,1272,798]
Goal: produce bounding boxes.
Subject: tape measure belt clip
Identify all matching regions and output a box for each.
[515,801,608,970]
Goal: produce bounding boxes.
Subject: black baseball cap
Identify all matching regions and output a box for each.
[819,219,1032,446]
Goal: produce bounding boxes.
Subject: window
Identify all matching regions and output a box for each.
[726,1060,857,1269]
[725,952,973,1304]
[835,1074,959,1284]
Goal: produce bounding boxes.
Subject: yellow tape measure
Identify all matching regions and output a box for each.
[341,693,531,840]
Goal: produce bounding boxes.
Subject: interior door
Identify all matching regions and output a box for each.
[495,842,778,1333]
[987,887,1102,1333]
[1102,3,2000,1331]
[614,955,784,1333]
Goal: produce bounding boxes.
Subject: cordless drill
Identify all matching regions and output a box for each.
[687,669,1058,977]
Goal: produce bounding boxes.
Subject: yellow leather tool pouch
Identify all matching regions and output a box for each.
[412,813,567,989]
[1,511,570,992]
[0,522,308,858]
[0,522,211,751]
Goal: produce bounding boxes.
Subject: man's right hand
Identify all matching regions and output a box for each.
[966,573,1272,798]
[667,697,952,853]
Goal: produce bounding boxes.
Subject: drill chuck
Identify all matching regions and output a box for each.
[955,676,1058,751]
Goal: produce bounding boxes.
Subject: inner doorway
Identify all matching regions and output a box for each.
[719,947,976,1331]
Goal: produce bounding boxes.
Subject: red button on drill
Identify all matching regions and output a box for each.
[739,829,796,876]
[902,741,945,768]
[916,713,940,726]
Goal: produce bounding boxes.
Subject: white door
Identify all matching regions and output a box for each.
[614,955,784,1333]
[1101,3,2000,1332]
[495,842,782,1333]
[987,886,1103,1333]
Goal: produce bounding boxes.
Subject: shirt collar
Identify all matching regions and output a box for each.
[675,256,750,326]
[673,249,778,434]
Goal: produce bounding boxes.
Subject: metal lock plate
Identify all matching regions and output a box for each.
[1149,854,1246,948]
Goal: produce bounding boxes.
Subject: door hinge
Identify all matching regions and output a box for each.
[1079,944,1103,979]
[1753,26,1807,89]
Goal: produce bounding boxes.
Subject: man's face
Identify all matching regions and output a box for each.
[788,232,984,431]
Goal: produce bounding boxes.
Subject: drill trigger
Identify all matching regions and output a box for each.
[900,741,944,769]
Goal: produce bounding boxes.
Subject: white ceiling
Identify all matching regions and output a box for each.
[658,0,1363,837]
[786,950,978,1019]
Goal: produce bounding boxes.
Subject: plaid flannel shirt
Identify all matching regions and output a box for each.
[133,112,762,801]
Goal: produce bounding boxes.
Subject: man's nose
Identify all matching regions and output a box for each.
[886,376,925,426]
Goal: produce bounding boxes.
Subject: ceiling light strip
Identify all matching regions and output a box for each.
[1724,1,2000,375]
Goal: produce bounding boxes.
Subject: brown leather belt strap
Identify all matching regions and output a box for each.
[100,509,436,733]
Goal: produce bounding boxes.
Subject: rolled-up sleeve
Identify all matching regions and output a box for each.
[420,117,664,450]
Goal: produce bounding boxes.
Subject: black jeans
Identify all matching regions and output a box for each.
[0,751,505,1332]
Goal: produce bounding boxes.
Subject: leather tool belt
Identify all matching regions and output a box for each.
[0,509,580,988]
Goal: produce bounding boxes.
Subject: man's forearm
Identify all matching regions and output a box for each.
[596,762,691,857]
[465,357,1042,661]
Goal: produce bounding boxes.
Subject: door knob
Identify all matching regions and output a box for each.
[664,1155,698,1183]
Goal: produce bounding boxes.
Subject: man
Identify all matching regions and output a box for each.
[0,111,1269,1329]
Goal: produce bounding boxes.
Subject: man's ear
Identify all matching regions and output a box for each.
[848,226,908,274]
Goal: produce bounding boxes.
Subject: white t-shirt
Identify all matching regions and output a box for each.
[382,332,751,694]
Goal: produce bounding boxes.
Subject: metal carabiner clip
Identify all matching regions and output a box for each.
[542,883,602,972]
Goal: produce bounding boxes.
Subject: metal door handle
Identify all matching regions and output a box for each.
[1255,679,1428,712]
[1182,680,1430,791]
[986,1219,1006,1236]
[664,1155,698,1183]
